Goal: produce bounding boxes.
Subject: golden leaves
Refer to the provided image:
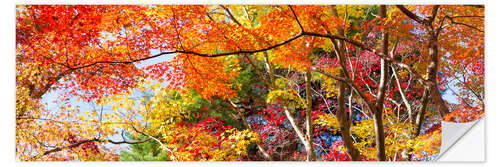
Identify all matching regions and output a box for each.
[313,114,340,132]
[267,90,306,109]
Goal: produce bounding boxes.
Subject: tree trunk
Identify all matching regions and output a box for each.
[426,34,450,117]
[304,70,316,161]
[372,5,389,161]
[402,88,430,161]
[337,76,362,161]
[328,5,362,161]
[396,5,449,118]
[283,107,314,161]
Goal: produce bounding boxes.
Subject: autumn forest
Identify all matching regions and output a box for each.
[16,5,484,161]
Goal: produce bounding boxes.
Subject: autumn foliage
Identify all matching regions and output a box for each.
[16,5,484,161]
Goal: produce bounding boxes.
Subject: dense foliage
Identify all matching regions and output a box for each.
[16,5,484,161]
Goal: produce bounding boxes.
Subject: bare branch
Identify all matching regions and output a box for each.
[429,5,440,23]
[391,65,413,122]
[465,5,484,9]
[63,30,426,95]
[396,5,425,24]
[219,5,242,26]
[243,53,272,88]
[311,66,347,82]
[288,5,304,32]
[228,99,272,160]
[444,15,484,32]
[41,137,151,157]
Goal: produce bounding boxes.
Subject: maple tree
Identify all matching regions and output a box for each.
[16,5,484,161]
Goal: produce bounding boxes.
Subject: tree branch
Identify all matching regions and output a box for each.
[65,31,425,92]
[444,15,484,32]
[391,65,413,119]
[288,5,304,32]
[311,66,347,82]
[396,5,425,24]
[429,5,440,23]
[41,137,151,157]
[228,99,272,160]
[219,5,242,26]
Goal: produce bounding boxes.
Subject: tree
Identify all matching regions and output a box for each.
[16,5,484,161]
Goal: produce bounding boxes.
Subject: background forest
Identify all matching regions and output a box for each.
[15,5,484,161]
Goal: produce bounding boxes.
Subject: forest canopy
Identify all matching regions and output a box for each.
[15,5,484,161]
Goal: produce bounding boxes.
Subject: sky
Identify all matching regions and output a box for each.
[40,50,176,149]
